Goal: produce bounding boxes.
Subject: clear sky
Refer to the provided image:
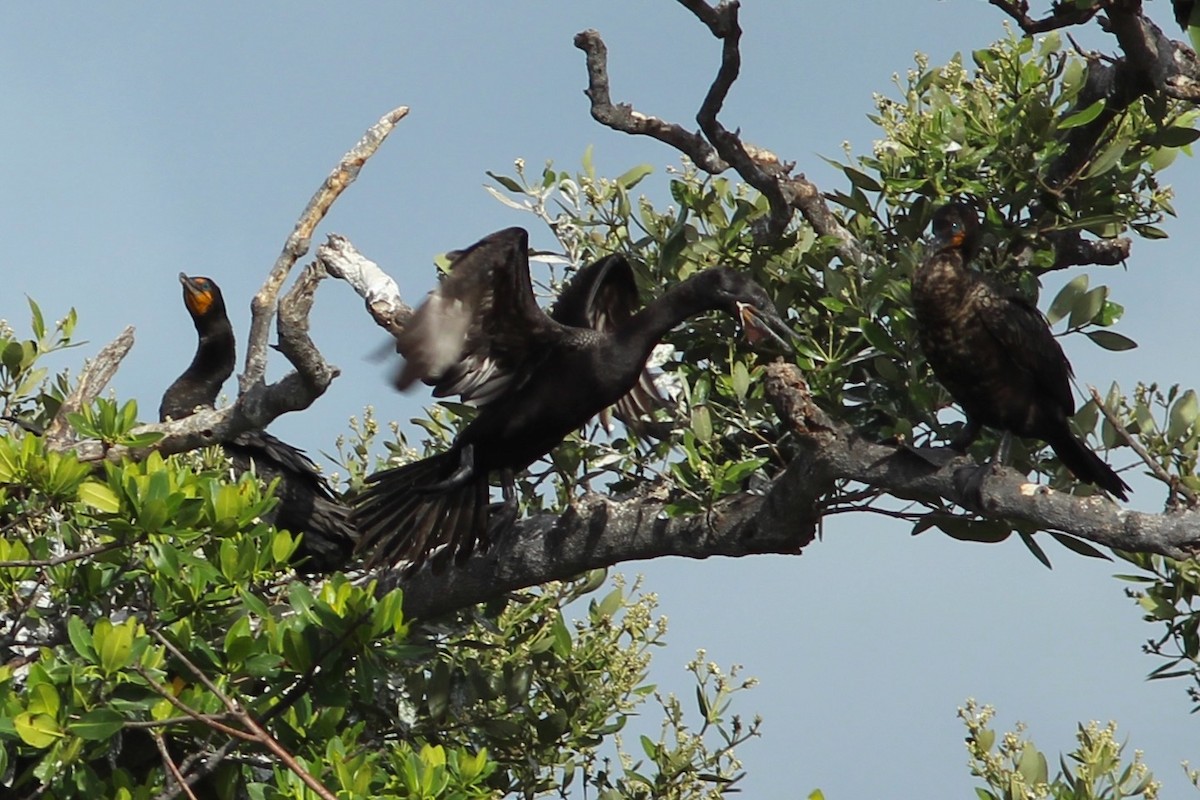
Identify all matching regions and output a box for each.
[2,2,1196,796]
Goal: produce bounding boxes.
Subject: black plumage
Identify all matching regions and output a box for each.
[1175,0,1196,30]
[911,202,1130,500]
[546,253,673,438]
[160,273,357,572]
[354,227,794,571]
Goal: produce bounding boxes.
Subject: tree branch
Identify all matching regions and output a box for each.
[240,106,410,395]
[317,234,412,337]
[385,362,1200,621]
[573,20,865,262]
[987,0,1103,34]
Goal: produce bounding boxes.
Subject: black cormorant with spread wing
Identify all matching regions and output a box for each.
[160,274,357,572]
[911,202,1129,500]
[353,227,794,571]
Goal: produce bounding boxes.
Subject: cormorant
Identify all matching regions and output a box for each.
[353,227,795,571]
[160,273,357,572]
[911,202,1130,500]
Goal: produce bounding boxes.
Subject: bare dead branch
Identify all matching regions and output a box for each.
[574,23,865,262]
[152,739,238,800]
[685,1,791,241]
[276,261,340,395]
[573,30,727,173]
[43,111,410,463]
[240,106,410,395]
[43,326,134,447]
[318,234,412,337]
[987,0,1103,34]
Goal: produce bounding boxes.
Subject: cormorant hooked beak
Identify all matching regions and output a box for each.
[179,273,215,317]
[738,302,798,352]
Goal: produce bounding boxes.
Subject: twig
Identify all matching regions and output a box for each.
[240,105,409,395]
[153,739,238,800]
[0,535,142,568]
[153,731,200,800]
[133,664,255,741]
[43,326,135,446]
[1087,385,1198,508]
[150,630,338,800]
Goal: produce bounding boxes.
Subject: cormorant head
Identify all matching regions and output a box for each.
[179,273,226,321]
[929,201,982,260]
[693,267,797,351]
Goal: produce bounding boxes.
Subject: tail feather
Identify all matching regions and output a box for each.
[1047,431,1130,501]
[352,452,490,572]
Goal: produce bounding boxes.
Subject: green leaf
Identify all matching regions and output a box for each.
[1083,138,1129,178]
[1047,274,1087,325]
[690,405,713,442]
[95,618,135,674]
[1167,389,1198,441]
[1049,532,1111,560]
[731,361,750,401]
[615,164,654,190]
[485,171,523,193]
[1067,285,1106,330]
[13,713,61,748]
[1148,126,1200,147]
[1085,330,1137,351]
[842,166,882,192]
[1019,531,1053,569]
[69,709,124,741]
[1057,99,1105,129]
[78,480,121,514]
[67,616,96,661]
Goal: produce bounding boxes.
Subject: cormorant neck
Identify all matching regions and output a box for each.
[160,315,236,420]
[619,273,726,355]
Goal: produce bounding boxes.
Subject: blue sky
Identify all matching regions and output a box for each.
[2,2,1197,796]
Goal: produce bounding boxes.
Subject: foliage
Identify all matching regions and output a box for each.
[1,11,1199,800]
[0,299,78,431]
[0,303,762,798]
[961,700,1161,800]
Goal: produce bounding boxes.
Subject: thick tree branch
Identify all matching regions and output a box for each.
[1106,3,1200,102]
[384,362,1200,621]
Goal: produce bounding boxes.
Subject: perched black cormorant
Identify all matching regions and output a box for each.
[911,202,1130,500]
[160,273,357,571]
[353,227,795,571]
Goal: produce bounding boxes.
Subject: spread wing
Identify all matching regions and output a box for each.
[974,277,1076,417]
[549,254,673,438]
[395,227,563,406]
